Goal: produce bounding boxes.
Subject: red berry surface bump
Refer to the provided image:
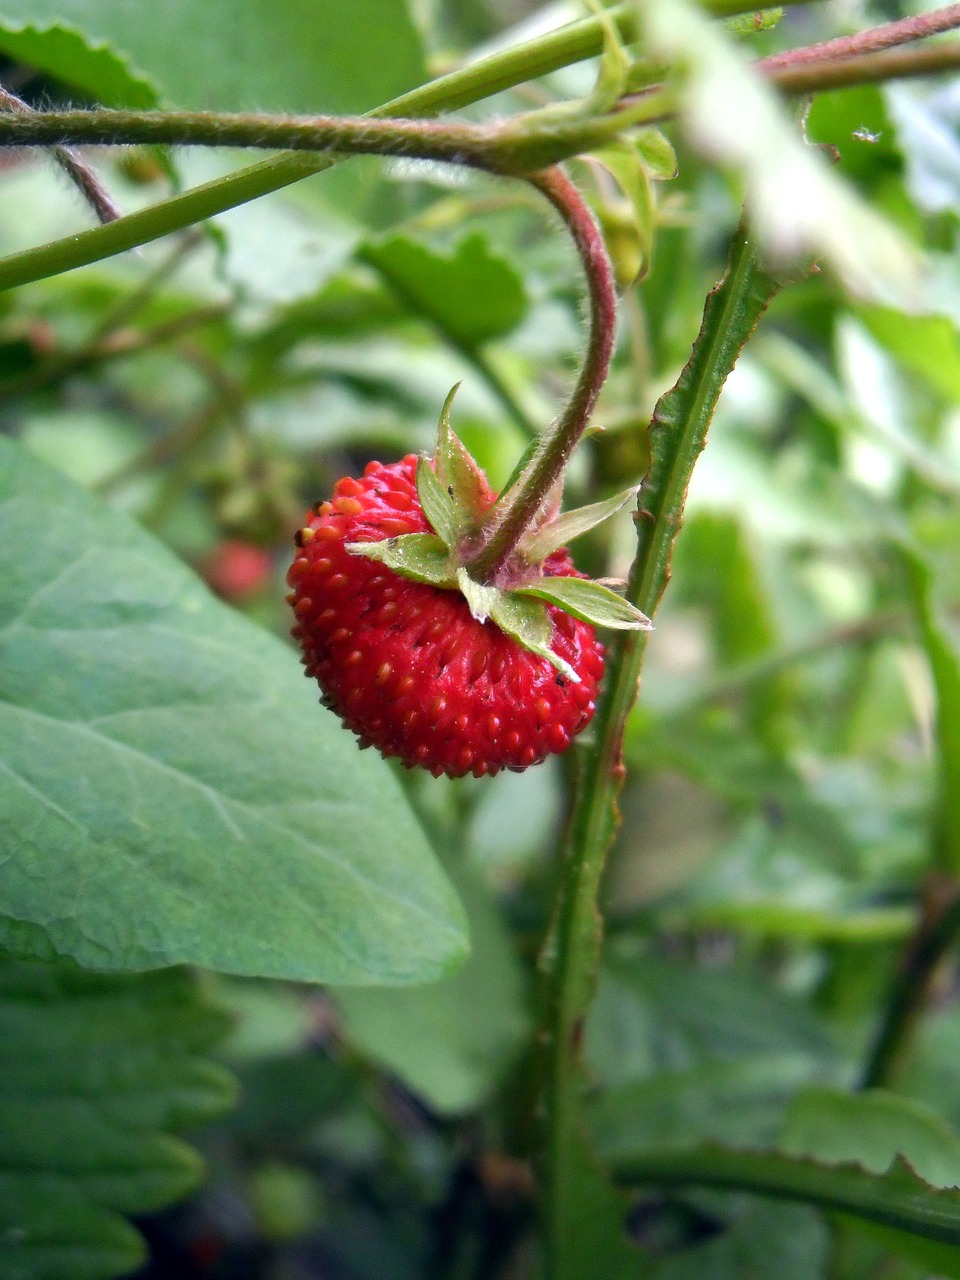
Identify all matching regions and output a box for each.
[288,456,604,778]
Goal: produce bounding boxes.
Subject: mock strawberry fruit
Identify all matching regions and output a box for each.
[288,455,605,778]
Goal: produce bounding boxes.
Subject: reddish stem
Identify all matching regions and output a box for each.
[760,2,960,73]
[464,167,617,585]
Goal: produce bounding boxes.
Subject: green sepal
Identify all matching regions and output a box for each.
[517,576,653,631]
[455,568,501,625]
[346,533,456,587]
[415,458,459,549]
[435,383,491,527]
[520,484,640,562]
[489,592,581,684]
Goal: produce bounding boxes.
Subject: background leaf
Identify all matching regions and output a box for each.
[0,437,467,984]
[359,234,529,351]
[0,956,234,1280]
[334,864,529,1114]
[0,0,426,112]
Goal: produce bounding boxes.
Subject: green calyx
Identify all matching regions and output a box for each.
[347,386,652,679]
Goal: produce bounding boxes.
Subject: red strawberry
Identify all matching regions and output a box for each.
[287,455,604,778]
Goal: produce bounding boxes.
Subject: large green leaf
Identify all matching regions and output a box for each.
[334,864,529,1114]
[0,0,426,112]
[0,956,235,1280]
[0,437,467,983]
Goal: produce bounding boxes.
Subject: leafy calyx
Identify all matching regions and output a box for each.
[348,387,652,676]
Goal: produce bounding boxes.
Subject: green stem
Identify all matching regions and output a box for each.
[0,102,666,172]
[0,0,846,295]
[536,224,784,1279]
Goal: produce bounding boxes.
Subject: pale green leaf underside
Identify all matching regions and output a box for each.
[346,533,454,587]
[0,959,234,1280]
[416,457,459,549]
[0,0,426,113]
[518,576,652,630]
[0,438,467,984]
[522,486,640,562]
[489,592,580,684]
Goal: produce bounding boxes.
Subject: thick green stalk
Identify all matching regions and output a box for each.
[536,224,784,1279]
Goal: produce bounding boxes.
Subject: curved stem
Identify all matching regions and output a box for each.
[463,167,617,584]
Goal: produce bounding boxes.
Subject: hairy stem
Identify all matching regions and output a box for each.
[0,82,121,225]
[463,168,617,584]
[0,102,665,172]
[764,39,960,92]
[760,2,960,72]
[535,224,784,1278]
[0,0,885,296]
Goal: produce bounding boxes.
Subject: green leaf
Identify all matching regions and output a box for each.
[521,485,640,563]
[860,304,960,405]
[589,1056,819,1155]
[634,126,678,180]
[781,1087,960,1276]
[0,438,467,984]
[334,863,529,1114]
[488,591,580,683]
[0,956,235,1280]
[590,143,656,285]
[611,1142,960,1247]
[0,22,157,106]
[637,0,919,299]
[781,1088,960,1188]
[0,0,426,112]
[518,576,652,631]
[358,233,528,350]
[586,954,835,1089]
[415,457,459,550]
[346,531,455,588]
[647,1204,828,1280]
